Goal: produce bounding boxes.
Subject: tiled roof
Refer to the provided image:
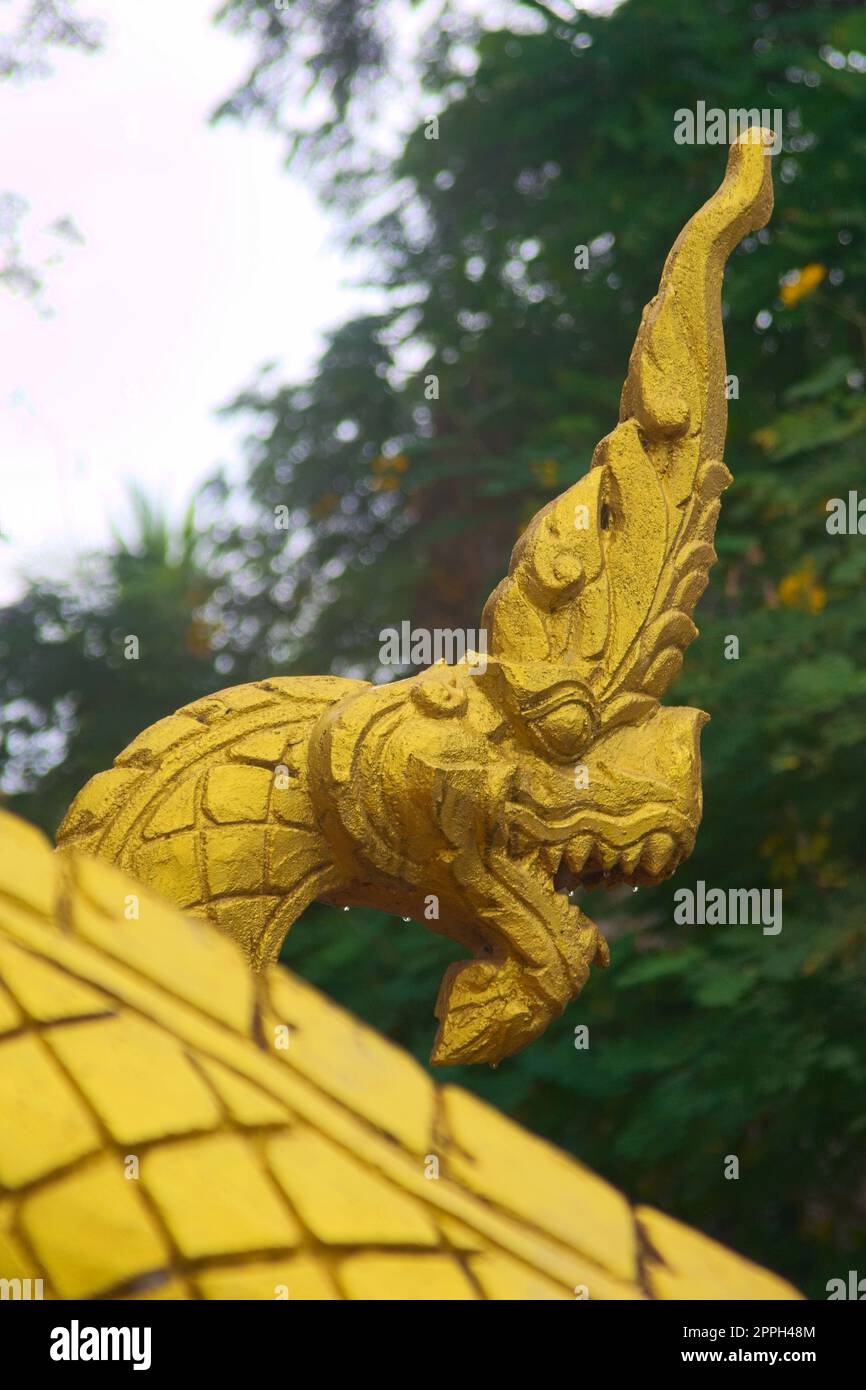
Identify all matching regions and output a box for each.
[0,810,799,1300]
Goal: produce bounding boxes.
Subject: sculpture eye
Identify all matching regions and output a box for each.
[600,503,613,530]
[527,700,594,760]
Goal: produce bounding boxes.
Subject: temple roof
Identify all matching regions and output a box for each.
[0,810,798,1300]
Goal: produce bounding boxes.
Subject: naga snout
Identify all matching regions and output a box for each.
[557,704,708,890]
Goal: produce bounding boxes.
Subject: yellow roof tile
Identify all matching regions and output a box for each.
[21,1155,170,1299]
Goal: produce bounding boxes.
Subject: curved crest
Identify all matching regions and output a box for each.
[481,130,775,729]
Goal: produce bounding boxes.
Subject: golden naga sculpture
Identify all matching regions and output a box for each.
[0,808,801,1300]
[57,131,774,1068]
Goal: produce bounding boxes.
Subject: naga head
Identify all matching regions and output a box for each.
[482,127,774,895]
[429,131,774,1067]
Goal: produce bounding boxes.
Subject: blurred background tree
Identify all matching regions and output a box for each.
[3,0,866,1295]
[0,0,102,305]
[0,490,219,830]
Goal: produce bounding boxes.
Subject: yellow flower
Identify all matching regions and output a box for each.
[750,425,779,454]
[370,474,400,493]
[370,453,409,489]
[760,825,839,888]
[776,558,826,613]
[779,263,826,308]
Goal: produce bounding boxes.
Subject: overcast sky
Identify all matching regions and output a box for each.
[0,0,620,602]
[0,0,373,599]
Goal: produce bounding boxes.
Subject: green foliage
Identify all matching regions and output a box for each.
[0,491,218,832]
[4,0,866,1294]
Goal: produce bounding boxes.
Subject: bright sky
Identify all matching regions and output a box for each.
[0,0,620,602]
[0,0,372,599]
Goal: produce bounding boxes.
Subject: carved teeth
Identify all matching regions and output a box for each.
[562,833,682,883]
[619,843,642,876]
[565,836,593,872]
[596,843,619,872]
[639,832,677,878]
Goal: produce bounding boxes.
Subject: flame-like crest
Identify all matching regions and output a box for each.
[481,130,774,757]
